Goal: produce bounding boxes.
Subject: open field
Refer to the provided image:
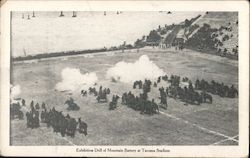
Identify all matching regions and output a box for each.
[10,48,238,145]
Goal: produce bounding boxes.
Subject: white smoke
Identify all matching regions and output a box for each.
[106,55,165,83]
[55,68,98,93]
[10,84,21,100]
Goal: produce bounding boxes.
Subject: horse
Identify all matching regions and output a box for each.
[122,92,127,105]
[89,87,98,96]
[106,88,111,94]
[26,112,32,128]
[21,99,26,106]
[81,90,87,97]
[77,118,88,136]
[144,100,154,115]
[109,95,120,110]
[157,76,161,83]
[201,92,213,104]
[153,82,157,87]
[35,103,40,110]
[41,102,46,110]
[40,110,47,123]
[58,117,67,137]
[10,103,24,120]
[159,88,167,109]
[151,99,160,114]
[228,85,238,98]
[65,99,80,111]
[96,92,108,103]
[193,92,203,105]
[66,118,77,137]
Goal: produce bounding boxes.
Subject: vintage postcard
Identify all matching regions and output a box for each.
[0,0,249,157]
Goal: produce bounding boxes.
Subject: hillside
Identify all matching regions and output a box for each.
[195,12,238,29]
[186,12,238,57]
[135,12,238,59]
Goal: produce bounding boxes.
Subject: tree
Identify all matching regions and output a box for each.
[146,30,161,42]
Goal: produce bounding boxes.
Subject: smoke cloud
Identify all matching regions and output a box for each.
[10,84,21,100]
[106,55,165,83]
[55,68,98,93]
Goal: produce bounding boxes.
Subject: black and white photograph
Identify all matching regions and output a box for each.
[0,0,249,157]
[9,10,240,145]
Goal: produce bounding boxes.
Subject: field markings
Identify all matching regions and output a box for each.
[178,106,211,116]
[209,135,239,145]
[61,136,77,146]
[159,111,239,143]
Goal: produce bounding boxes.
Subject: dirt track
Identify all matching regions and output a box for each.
[10,48,238,145]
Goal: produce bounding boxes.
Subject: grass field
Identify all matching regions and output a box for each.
[10,47,238,145]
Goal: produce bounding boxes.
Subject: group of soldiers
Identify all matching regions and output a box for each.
[10,99,25,120]
[130,73,238,110]
[87,86,111,103]
[109,94,120,110]
[96,86,111,103]
[122,73,230,114]
[23,100,87,138]
[88,86,111,97]
[121,91,159,115]
[26,101,46,128]
[195,79,238,98]
[133,80,143,89]
[133,79,152,93]
[155,75,213,105]
[166,84,212,105]
[40,106,87,137]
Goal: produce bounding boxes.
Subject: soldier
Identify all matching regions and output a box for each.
[30,100,35,111]
[138,81,142,89]
[166,87,169,96]
[62,117,68,137]
[153,82,157,87]
[41,102,46,110]
[195,79,200,89]
[188,81,194,92]
[40,108,46,123]
[22,99,26,106]
[34,111,40,128]
[35,103,40,110]
[78,118,88,136]
[157,76,161,83]
[66,114,71,119]
[99,86,103,95]
[161,91,168,109]
[133,82,137,89]
[107,88,110,94]
[26,112,31,128]
[122,92,127,105]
